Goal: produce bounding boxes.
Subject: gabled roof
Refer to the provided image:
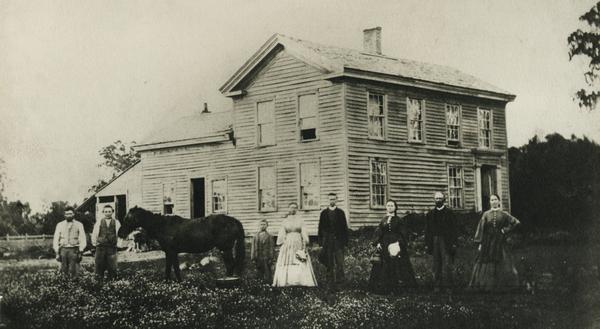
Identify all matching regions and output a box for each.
[220,33,515,102]
[75,160,141,212]
[135,111,234,151]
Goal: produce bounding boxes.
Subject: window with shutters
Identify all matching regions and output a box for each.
[299,162,320,210]
[367,93,385,139]
[370,159,388,208]
[446,104,461,146]
[407,98,425,142]
[257,100,275,146]
[298,94,318,141]
[258,166,276,211]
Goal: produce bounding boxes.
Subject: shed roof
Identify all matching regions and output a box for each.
[220,33,515,101]
[76,160,141,212]
[136,111,233,151]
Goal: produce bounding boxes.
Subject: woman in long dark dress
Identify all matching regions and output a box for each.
[369,200,417,293]
[469,194,520,291]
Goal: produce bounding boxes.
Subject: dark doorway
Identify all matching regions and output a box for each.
[480,165,497,211]
[191,178,205,218]
[116,195,127,221]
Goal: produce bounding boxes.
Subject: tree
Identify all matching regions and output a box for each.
[98,140,140,173]
[568,1,600,110]
[89,140,140,193]
[39,201,72,234]
[509,133,600,235]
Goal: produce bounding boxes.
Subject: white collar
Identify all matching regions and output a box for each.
[328,206,337,211]
[436,205,445,211]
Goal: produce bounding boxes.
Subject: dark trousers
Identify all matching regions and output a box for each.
[432,236,454,288]
[325,248,345,284]
[255,258,272,284]
[95,246,117,280]
[59,247,80,276]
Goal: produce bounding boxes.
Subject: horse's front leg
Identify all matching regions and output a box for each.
[222,248,234,277]
[165,252,172,281]
[171,253,182,282]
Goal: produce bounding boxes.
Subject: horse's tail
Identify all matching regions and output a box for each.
[233,220,245,276]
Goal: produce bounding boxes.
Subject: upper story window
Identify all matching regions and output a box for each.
[446,104,461,146]
[478,108,492,148]
[211,179,227,214]
[299,162,320,210]
[407,98,425,142]
[258,166,276,211]
[257,100,275,146]
[298,94,318,141]
[368,93,385,139]
[370,158,388,208]
[448,166,464,209]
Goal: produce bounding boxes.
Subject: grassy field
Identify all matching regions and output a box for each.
[0,228,599,329]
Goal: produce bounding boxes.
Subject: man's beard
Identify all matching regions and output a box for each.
[66,218,74,222]
[435,202,444,208]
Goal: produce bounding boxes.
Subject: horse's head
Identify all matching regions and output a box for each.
[118,206,146,239]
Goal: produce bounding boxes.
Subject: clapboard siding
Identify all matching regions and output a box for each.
[139,48,512,234]
[344,81,510,227]
[140,49,347,235]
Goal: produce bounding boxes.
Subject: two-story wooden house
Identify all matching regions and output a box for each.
[134,28,515,234]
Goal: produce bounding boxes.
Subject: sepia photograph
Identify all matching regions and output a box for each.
[0,0,599,328]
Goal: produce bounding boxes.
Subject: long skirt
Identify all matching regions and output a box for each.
[369,254,417,294]
[273,232,317,287]
[469,249,519,291]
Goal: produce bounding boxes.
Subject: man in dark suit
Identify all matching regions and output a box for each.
[318,193,349,285]
[425,192,458,292]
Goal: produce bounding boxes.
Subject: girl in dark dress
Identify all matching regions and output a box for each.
[369,200,417,293]
[469,194,520,291]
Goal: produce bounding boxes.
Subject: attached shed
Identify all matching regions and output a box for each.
[77,161,142,222]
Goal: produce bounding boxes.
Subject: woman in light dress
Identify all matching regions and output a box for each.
[272,202,317,287]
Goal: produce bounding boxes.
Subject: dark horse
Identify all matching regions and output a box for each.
[118,206,245,281]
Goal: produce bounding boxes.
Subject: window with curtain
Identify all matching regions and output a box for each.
[368,93,385,139]
[407,98,424,142]
[258,166,276,211]
[211,179,227,213]
[257,100,275,146]
[448,166,464,208]
[370,159,388,207]
[299,94,318,141]
[446,104,461,146]
[478,108,492,148]
[299,162,320,209]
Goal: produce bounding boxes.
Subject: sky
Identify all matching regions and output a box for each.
[1,0,599,212]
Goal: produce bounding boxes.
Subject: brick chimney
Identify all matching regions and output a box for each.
[363,27,382,55]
